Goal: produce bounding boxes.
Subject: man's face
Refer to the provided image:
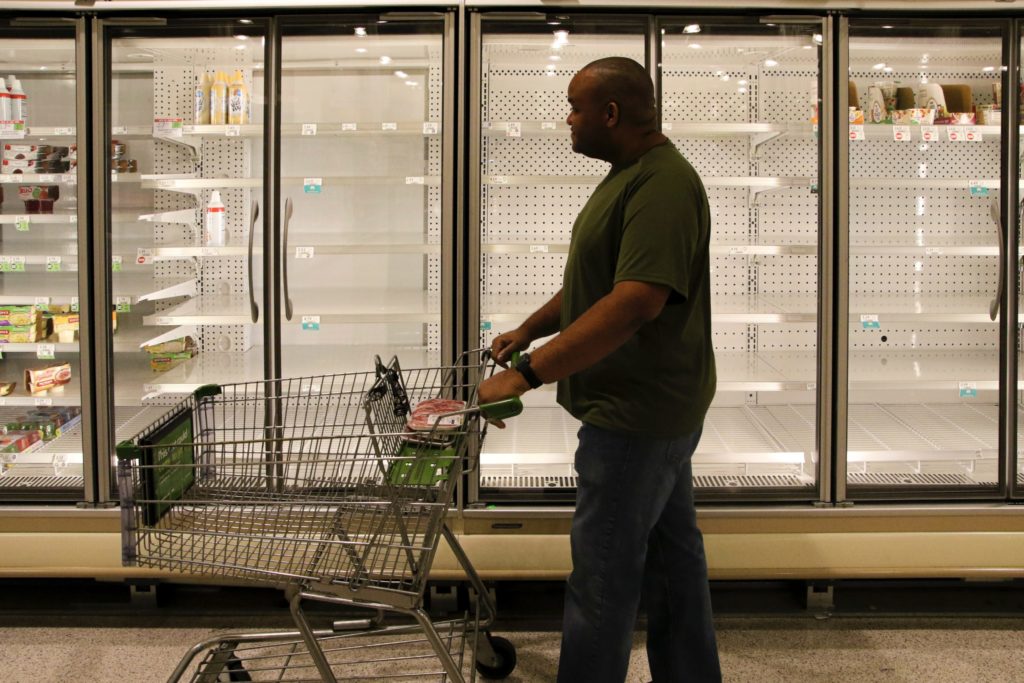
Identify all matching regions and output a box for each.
[566,70,609,159]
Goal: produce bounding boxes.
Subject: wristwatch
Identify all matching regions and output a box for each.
[514,352,544,389]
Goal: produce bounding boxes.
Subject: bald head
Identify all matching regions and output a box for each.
[577,57,657,128]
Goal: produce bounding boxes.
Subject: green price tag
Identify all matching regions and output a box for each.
[481,321,493,331]
[303,177,322,194]
[116,296,132,313]
[46,256,61,272]
[959,382,977,398]
[112,255,123,272]
[301,315,320,331]
[15,215,29,232]
[8,257,25,273]
[970,182,989,197]
[71,297,79,313]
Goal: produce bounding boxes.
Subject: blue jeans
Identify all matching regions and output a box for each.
[557,423,721,683]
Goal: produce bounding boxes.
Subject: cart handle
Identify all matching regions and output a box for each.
[479,397,523,422]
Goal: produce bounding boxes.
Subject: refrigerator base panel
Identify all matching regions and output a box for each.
[479,473,813,490]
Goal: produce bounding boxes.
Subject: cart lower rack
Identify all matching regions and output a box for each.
[117,351,520,682]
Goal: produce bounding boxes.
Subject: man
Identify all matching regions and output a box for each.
[476,56,720,683]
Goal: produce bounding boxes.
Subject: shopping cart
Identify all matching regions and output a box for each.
[117,350,522,682]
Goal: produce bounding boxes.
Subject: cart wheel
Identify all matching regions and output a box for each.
[224,656,251,682]
[476,634,517,680]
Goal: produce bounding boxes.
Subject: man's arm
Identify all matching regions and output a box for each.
[491,290,562,365]
[477,281,670,404]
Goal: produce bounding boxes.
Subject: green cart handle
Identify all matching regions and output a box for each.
[479,397,523,421]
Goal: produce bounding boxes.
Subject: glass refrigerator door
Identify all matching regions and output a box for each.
[473,15,649,501]
[107,20,267,445]
[846,21,1003,497]
[0,24,86,498]
[660,17,824,499]
[278,15,449,377]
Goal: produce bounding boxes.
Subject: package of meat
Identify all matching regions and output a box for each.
[406,398,466,432]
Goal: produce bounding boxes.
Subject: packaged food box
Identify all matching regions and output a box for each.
[150,349,197,372]
[3,149,63,162]
[848,108,864,125]
[25,362,72,395]
[17,185,59,201]
[0,306,39,327]
[935,112,976,125]
[892,108,936,125]
[3,144,52,155]
[407,398,466,431]
[977,105,1001,126]
[0,322,48,344]
[143,336,194,354]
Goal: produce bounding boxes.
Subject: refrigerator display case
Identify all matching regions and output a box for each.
[0,19,90,499]
[470,13,826,502]
[277,13,451,378]
[842,20,1007,499]
[469,13,649,501]
[101,18,270,486]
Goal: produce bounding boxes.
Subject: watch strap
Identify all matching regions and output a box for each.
[515,353,543,389]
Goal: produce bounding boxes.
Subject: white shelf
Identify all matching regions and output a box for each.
[278,344,437,377]
[0,355,81,407]
[852,124,1000,140]
[288,288,440,323]
[849,293,1007,323]
[0,214,78,226]
[143,295,256,326]
[114,350,265,405]
[484,175,812,189]
[484,121,814,139]
[848,349,1001,391]
[0,173,77,185]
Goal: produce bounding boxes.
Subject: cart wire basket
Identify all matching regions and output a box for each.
[117,350,521,682]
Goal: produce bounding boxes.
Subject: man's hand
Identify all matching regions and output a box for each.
[490,327,532,367]
[477,368,531,428]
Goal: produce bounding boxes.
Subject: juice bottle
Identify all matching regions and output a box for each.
[209,71,228,125]
[194,72,211,125]
[228,70,249,125]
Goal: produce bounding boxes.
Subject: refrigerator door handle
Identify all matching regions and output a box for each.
[283,197,294,321]
[248,200,259,323]
[989,198,1004,321]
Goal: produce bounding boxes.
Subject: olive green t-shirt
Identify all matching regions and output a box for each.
[556,142,716,437]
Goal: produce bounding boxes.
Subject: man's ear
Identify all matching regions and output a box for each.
[605,100,620,127]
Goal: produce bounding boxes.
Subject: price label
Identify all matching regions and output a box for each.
[925,247,944,256]
[492,175,510,185]
[153,117,184,138]
[405,176,425,185]
[947,126,965,142]
[111,173,118,183]
[15,215,29,232]
[69,214,77,223]
[662,122,673,131]
[34,398,53,407]
[37,174,57,183]
[295,246,315,259]
[964,126,982,142]
[36,344,55,360]
[921,126,938,142]
[507,121,522,137]
[136,248,153,265]
[46,256,61,272]
[115,296,132,313]
[6,256,25,273]
[71,297,79,313]
[381,122,398,131]
[892,125,911,142]
[729,246,750,255]
[959,381,978,398]
[112,126,128,135]
[303,177,323,194]
[806,382,817,391]
[54,127,75,136]
[62,173,77,185]
[153,317,172,326]
[112,255,123,272]
[970,180,990,197]
[480,321,492,331]
[0,121,26,139]
[301,123,317,136]
[529,244,549,253]
[541,121,557,130]
[301,315,320,331]
[849,125,865,141]
[860,314,880,329]
[341,122,358,131]
[422,122,438,135]
[225,125,241,137]
[34,297,50,310]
